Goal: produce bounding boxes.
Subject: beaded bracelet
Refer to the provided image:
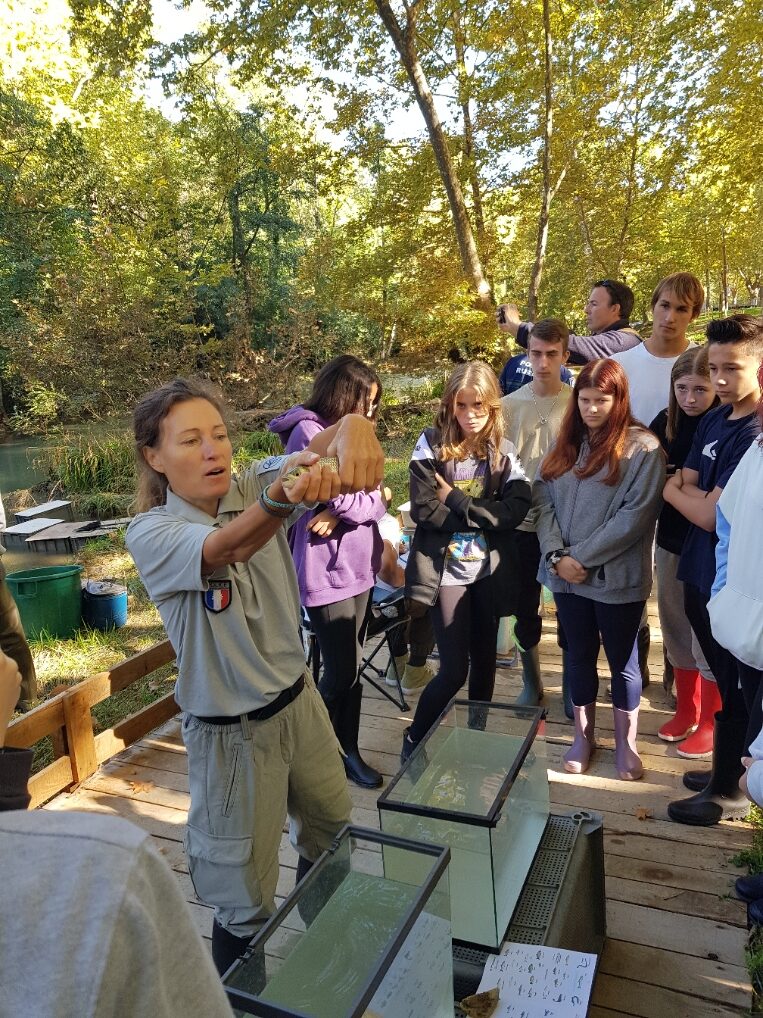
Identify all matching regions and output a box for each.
[260,485,295,518]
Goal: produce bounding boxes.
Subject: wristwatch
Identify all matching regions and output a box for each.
[546,549,570,575]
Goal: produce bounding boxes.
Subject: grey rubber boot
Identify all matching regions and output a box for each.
[564,703,597,774]
[515,645,544,707]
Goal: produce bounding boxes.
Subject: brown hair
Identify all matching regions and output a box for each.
[650,272,704,318]
[437,361,504,463]
[529,317,570,354]
[303,355,382,423]
[666,345,716,442]
[541,359,641,486]
[133,378,229,512]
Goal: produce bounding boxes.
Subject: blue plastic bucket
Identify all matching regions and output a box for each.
[82,581,128,631]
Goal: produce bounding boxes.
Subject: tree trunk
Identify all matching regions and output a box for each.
[527,0,554,321]
[453,15,485,252]
[374,0,493,311]
[721,230,729,314]
[228,184,254,363]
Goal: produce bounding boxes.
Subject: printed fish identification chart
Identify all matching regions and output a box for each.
[476,943,597,1018]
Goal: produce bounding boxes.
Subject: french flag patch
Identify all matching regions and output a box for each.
[204,580,232,613]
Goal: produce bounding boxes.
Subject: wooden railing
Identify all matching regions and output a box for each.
[5,641,178,808]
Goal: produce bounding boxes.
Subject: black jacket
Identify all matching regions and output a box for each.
[405,428,532,610]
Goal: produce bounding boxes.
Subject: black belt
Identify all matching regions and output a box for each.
[196,674,305,725]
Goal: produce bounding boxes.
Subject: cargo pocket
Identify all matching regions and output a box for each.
[185,824,258,910]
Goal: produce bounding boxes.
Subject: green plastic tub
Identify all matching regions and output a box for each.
[6,565,83,640]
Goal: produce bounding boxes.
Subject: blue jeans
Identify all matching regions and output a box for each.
[555,594,644,711]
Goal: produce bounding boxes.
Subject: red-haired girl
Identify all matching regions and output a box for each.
[535,359,665,779]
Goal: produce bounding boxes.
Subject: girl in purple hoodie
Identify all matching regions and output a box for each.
[269,356,385,788]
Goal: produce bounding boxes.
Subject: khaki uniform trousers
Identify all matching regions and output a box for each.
[182,674,352,937]
[0,559,37,704]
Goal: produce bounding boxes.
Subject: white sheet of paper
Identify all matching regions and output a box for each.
[475,943,596,1018]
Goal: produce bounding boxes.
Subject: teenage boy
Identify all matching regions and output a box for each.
[665,314,763,827]
[501,319,573,706]
[497,280,639,366]
[612,272,703,426]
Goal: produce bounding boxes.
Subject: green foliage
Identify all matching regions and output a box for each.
[232,430,283,472]
[41,437,135,495]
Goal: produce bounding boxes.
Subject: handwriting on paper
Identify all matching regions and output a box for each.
[476,943,597,1018]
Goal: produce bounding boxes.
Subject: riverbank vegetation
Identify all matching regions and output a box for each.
[2,2,761,432]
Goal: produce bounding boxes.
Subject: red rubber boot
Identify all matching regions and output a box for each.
[677,678,722,759]
[658,668,700,742]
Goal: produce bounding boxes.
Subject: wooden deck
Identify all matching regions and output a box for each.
[42,611,753,1016]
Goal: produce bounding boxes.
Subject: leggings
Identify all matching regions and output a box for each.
[306,590,372,710]
[409,575,498,742]
[554,594,644,711]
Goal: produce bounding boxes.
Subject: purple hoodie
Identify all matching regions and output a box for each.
[268,406,384,607]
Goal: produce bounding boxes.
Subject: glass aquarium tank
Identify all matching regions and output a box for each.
[223,825,452,1018]
[378,700,548,949]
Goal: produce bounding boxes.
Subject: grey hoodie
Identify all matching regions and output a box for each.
[533,428,665,603]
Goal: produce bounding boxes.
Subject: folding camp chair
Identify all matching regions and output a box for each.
[300,590,411,712]
[358,587,411,711]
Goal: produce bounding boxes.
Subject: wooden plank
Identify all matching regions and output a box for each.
[63,687,98,783]
[79,641,176,708]
[5,698,65,747]
[592,972,746,1018]
[605,900,748,966]
[599,940,750,1010]
[604,855,741,897]
[94,693,179,764]
[28,756,74,808]
[605,875,746,927]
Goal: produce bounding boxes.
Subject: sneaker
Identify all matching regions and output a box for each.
[385,654,409,687]
[401,663,434,695]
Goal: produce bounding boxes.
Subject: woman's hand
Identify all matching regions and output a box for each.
[557,556,587,584]
[273,451,342,506]
[435,473,452,504]
[323,415,385,492]
[307,509,339,538]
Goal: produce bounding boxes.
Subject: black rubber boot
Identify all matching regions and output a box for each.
[515,645,544,707]
[683,768,711,792]
[211,919,251,977]
[337,684,382,788]
[667,716,749,826]
[638,624,651,689]
[561,650,574,720]
[295,854,313,885]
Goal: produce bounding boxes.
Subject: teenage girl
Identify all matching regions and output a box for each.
[649,347,719,753]
[269,356,386,789]
[402,361,531,760]
[534,359,665,780]
[126,378,383,975]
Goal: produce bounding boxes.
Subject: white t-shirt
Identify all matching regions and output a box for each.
[612,341,696,426]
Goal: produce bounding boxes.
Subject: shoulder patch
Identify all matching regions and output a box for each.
[203,580,232,613]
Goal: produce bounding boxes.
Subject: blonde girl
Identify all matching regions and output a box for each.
[401,362,531,760]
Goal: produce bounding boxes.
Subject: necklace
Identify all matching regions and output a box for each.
[528,384,562,428]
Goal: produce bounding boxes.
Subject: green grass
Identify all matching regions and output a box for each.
[21,531,168,773]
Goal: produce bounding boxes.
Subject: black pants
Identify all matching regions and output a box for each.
[388,598,435,666]
[307,590,372,709]
[409,575,497,742]
[554,594,644,711]
[684,583,746,721]
[513,530,543,651]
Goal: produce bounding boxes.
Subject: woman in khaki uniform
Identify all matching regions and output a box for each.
[126,378,383,976]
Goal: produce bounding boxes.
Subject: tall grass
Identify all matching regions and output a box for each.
[43,437,136,494]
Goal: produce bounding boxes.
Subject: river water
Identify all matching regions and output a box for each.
[0,425,128,573]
